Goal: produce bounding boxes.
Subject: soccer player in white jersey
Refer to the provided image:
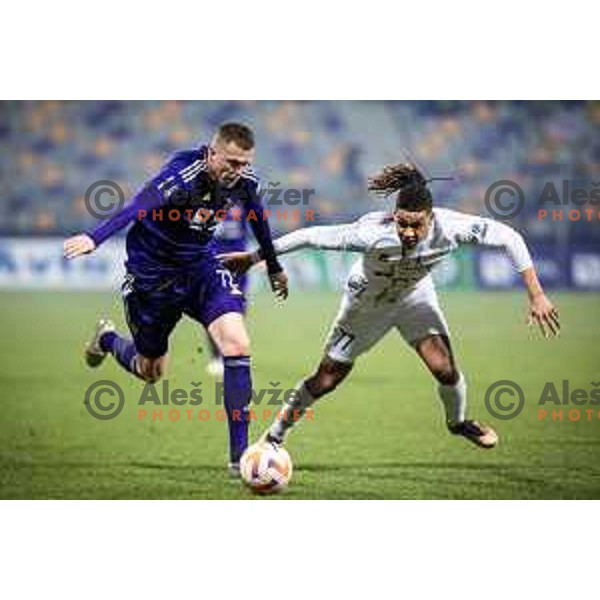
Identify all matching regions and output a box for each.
[222,164,560,449]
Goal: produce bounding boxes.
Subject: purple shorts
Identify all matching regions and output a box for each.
[122,256,245,358]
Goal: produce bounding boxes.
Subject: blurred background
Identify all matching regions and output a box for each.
[0,100,599,291]
[1,101,599,500]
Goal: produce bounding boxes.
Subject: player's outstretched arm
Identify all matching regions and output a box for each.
[64,154,190,260]
[451,211,560,339]
[63,191,146,260]
[219,221,367,302]
[478,220,559,339]
[246,224,290,302]
[219,221,367,274]
[244,192,289,301]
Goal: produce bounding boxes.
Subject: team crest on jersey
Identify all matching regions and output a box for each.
[464,221,488,244]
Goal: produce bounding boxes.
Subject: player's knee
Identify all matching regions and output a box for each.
[417,335,458,386]
[432,363,459,386]
[219,329,251,357]
[220,338,250,357]
[306,360,351,397]
[210,314,251,357]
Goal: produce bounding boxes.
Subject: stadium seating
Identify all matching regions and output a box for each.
[1,100,598,247]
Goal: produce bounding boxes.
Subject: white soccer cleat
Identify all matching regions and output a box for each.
[228,462,241,478]
[85,318,115,368]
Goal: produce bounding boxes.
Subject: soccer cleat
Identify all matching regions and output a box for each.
[228,462,241,478]
[448,419,498,449]
[84,318,115,368]
[206,358,224,378]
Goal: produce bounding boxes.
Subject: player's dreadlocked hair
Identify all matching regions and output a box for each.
[368,163,433,212]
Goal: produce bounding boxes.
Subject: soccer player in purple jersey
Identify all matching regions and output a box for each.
[64,123,288,475]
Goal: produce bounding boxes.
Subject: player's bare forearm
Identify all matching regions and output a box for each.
[522,265,544,300]
[520,266,560,338]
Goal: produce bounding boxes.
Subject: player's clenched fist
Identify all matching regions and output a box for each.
[64,234,96,259]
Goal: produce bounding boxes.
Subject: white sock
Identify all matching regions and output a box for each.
[269,381,316,442]
[438,372,467,424]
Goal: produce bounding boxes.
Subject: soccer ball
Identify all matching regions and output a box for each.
[240,442,293,494]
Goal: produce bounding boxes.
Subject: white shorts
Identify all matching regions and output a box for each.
[324,276,450,364]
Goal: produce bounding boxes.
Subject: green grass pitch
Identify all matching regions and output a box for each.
[1,290,599,499]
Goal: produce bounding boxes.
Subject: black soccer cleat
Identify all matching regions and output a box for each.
[448,419,498,449]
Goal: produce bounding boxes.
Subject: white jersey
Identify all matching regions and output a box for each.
[273,208,533,305]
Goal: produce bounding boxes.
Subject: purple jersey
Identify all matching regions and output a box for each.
[86,145,281,288]
[213,205,249,253]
